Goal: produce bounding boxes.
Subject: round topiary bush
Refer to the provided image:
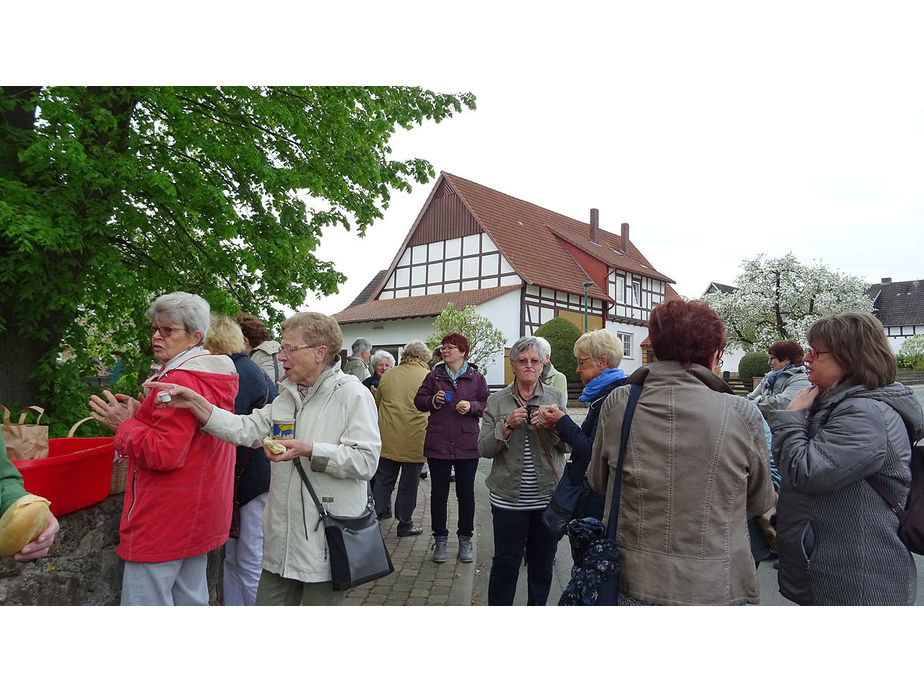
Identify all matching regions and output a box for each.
[534,317,583,383]
[738,350,771,381]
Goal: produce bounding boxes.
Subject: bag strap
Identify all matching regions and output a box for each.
[605,383,643,540]
[272,352,280,382]
[293,459,328,531]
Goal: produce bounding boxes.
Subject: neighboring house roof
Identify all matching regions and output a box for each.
[333,285,521,324]
[704,282,737,295]
[868,279,924,326]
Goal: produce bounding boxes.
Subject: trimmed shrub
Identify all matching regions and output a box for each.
[534,317,582,383]
[738,350,771,381]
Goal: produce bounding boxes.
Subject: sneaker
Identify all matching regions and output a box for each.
[397,524,423,537]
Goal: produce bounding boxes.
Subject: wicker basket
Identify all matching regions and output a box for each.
[67,416,126,496]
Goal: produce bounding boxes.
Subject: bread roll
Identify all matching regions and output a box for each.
[0,494,51,557]
[263,436,286,455]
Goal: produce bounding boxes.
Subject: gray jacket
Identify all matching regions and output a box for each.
[746,365,810,417]
[769,382,924,605]
[342,355,370,381]
[477,380,570,502]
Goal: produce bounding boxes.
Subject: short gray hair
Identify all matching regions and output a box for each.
[148,292,210,341]
[369,350,396,369]
[509,336,548,364]
[533,336,552,361]
[351,337,372,356]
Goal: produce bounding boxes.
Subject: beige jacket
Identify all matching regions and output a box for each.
[204,362,381,583]
[374,357,430,463]
[588,362,776,605]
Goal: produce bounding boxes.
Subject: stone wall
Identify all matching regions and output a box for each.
[0,495,223,606]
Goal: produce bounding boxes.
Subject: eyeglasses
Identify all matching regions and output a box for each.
[440,344,459,352]
[577,356,595,367]
[280,343,321,356]
[149,325,188,338]
[805,347,831,360]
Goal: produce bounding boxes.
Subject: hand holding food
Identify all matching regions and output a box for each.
[0,494,52,557]
[263,436,287,455]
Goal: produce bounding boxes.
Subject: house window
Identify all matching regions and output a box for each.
[617,332,633,358]
[631,280,641,306]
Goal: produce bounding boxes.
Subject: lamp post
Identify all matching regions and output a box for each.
[583,281,593,333]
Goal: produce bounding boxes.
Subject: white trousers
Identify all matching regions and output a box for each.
[121,553,209,606]
[223,492,268,606]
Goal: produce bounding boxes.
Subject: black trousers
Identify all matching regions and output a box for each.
[372,457,423,531]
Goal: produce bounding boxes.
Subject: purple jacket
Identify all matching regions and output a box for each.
[414,362,490,460]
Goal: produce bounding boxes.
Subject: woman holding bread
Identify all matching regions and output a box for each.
[1,429,59,560]
[90,291,239,606]
[147,311,381,606]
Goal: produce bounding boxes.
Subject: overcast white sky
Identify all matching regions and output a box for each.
[295,3,924,316]
[11,2,924,320]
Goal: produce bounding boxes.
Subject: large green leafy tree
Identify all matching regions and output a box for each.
[0,86,475,432]
[705,253,872,352]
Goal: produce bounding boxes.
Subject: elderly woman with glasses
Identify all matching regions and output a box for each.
[533,329,627,540]
[89,292,239,605]
[746,340,810,417]
[414,332,490,563]
[768,312,924,605]
[146,311,381,606]
[477,336,570,605]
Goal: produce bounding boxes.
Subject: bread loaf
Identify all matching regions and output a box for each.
[0,494,51,557]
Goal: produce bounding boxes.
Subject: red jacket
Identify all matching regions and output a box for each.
[114,351,238,562]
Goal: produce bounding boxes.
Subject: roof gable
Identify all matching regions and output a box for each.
[868,279,924,326]
[332,285,520,324]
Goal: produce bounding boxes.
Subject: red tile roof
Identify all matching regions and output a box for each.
[443,172,674,292]
[333,285,521,324]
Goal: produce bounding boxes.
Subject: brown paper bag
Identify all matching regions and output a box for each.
[1,405,49,460]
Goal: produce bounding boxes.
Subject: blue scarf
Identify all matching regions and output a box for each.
[765,363,796,390]
[579,368,626,402]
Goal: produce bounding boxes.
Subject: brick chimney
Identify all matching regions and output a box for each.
[621,222,629,253]
[881,277,892,283]
[589,208,599,243]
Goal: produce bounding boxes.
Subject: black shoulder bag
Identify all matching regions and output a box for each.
[293,460,394,590]
[559,383,642,606]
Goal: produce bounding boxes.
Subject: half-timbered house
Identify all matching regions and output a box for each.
[332,172,678,388]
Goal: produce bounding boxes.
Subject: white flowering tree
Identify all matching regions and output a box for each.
[705,253,872,351]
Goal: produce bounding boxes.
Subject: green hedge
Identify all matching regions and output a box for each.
[534,317,582,383]
[738,351,771,381]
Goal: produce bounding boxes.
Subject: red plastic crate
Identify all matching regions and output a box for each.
[12,437,116,516]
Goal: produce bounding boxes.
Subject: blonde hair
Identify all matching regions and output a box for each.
[573,329,623,368]
[401,340,432,363]
[205,314,245,355]
[279,312,342,366]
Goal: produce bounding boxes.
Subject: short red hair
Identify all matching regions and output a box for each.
[441,331,470,358]
[648,299,726,369]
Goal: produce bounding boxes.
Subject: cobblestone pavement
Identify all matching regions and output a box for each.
[343,472,475,606]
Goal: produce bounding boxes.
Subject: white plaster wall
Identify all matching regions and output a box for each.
[603,323,648,375]
[340,318,436,358]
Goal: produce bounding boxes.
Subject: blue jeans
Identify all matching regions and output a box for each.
[488,505,558,606]
[429,458,478,538]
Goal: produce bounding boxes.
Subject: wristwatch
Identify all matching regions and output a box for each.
[502,419,513,431]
